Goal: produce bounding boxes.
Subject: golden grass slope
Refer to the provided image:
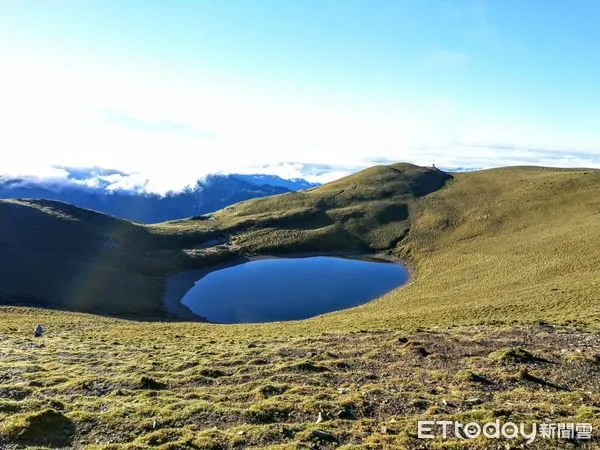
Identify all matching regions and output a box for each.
[374,166,600,329]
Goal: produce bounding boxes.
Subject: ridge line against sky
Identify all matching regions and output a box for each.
[1,0,599,193]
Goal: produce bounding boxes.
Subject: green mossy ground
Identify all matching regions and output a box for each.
[0,312,598,448]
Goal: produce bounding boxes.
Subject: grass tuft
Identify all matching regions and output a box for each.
[489,347,537,363]
[1,409,75,448]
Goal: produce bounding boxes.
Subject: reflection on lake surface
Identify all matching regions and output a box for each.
[180,256,409,323]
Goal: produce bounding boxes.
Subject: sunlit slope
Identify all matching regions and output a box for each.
[321,166,600,329]
[200,163,452,252]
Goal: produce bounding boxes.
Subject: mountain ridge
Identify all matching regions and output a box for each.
[0,173,319,223]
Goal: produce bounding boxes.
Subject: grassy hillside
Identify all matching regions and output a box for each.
[1,164,599,325]
[0,164,452,317]
[0,198,234,316]
[156,164,600,330]
[322,166,600,330]
[207,162,451,253]
[1,163,600,448]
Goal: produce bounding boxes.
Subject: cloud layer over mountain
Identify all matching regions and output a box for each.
[0,170,318,223]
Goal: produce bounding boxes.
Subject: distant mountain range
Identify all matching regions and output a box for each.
[234,174,319,191]
[0,173,319,223]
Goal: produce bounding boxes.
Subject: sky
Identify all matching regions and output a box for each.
[1,0,600,193]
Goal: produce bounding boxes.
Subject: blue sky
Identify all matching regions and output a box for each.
[1,0,599,192]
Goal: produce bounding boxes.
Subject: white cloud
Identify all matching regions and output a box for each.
[0,56,599,193]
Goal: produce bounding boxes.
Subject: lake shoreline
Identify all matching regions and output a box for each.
[162,251,410,322]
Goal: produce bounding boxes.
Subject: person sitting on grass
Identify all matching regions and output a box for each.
[33,323,43,338]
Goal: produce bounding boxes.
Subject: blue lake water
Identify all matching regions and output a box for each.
[180,256,409,324]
